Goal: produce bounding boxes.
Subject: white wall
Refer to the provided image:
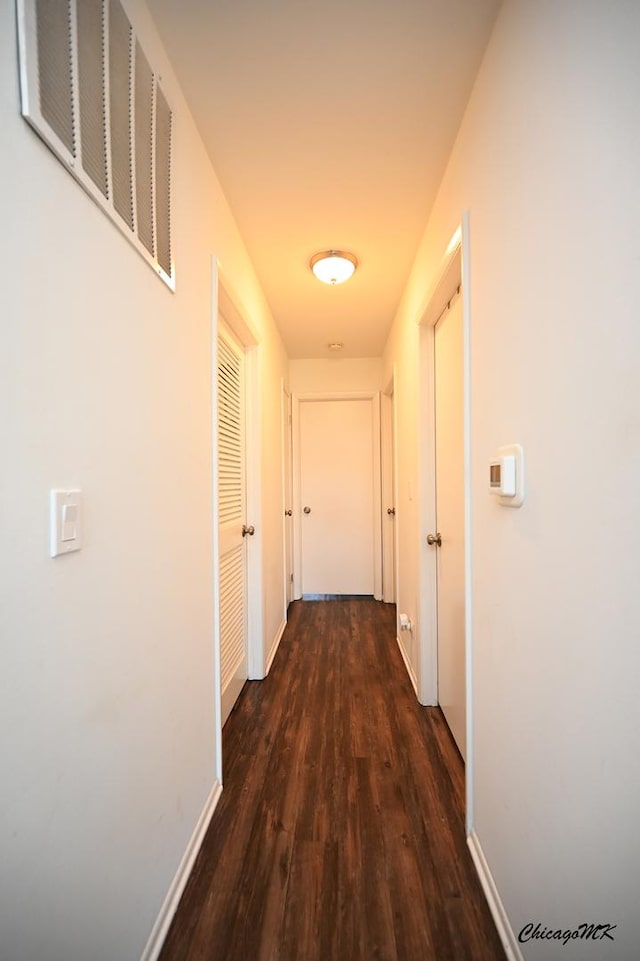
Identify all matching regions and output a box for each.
[0,2,287,959]
[290,356,383,394]
[384,1,640,957]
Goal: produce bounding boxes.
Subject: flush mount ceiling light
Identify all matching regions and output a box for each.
[310,250,358,285]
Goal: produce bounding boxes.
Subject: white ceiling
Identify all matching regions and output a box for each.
[148,0,501,358]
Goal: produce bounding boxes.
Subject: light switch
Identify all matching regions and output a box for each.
[61,504,78,542]
[50,490,83,557]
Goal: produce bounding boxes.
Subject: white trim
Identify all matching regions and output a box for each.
[265,617,287,674]
[292,391,383,600]
[293,391,379,402]
[467,832,523,961]
[371,393,383,600]
[217,268,259,346]
[396,634,418,696]
[139,779,223,961]
[461,211,474,833]
[210,258,223,785]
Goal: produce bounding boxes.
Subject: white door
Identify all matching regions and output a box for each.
[299,397,376,596]
[381,389,396,603]
[434,292,466,758]
[217,324,249,725]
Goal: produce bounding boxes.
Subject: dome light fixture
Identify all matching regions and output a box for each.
[310,250,358,285]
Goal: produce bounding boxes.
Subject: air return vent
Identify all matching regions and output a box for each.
[17,0,174,290]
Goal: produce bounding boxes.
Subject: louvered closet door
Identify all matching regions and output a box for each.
[218,325,248,726]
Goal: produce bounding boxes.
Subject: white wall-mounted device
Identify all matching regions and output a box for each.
[50,490,83,556]
[489,445,524,507]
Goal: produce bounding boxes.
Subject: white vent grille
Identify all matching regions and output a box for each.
[17,0,174,289]
[218,336,244,526]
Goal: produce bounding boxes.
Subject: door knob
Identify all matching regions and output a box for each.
[242,524,255,537]
[387,507,396,516]
[426,532,442,546]
[285,509,292,516]
[303,506,311,514]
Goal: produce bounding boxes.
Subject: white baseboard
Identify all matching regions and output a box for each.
[467,831,523,961]
[140,779,223,961]
[265,617,287,674]
[396,634,418,695]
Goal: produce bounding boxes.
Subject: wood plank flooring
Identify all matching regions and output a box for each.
[159,599,506,961]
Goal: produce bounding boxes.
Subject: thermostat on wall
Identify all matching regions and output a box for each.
[489,444,524,507]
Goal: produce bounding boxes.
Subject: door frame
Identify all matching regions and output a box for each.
[417,213,474,832]
[292,391,383,601]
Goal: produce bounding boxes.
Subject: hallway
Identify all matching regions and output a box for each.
[159,599,506,961]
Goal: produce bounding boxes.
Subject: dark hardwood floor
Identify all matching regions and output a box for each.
[159,598,506,961]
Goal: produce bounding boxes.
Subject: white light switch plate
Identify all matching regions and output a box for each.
[50,490,83,557]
